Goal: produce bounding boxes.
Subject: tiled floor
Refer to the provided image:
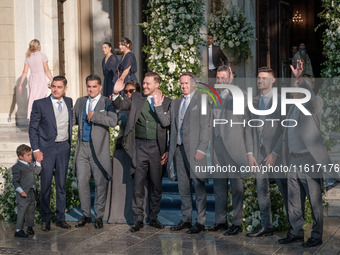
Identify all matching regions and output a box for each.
[0,217,339,254]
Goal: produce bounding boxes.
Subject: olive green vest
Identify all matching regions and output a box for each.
[135,100,158,140]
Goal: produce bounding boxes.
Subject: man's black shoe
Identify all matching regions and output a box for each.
[170,220,192,231]
[75,216,92,228]
[208,223,228,232]
[14,229,28,238]
[42,221,50,231]
[302,237,322,248]
[278,234,304,244]
[26,227,35,235]
[149,219,164,229]
[186,222,205,234]
[224,224,242,235]
[56,221,71,229]
[246,227,273,237]
[94,218,103,229]
[129,221,143,232]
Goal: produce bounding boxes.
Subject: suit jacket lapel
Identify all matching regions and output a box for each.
[175,98,182,131]
[78,97,87,131]
[95,96,105,113]
[46,96,57,131]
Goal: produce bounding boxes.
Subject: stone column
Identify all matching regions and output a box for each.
[0,0,15,125]
[63,0,80,100]
[13,0,58,126]
[124,0,143,82]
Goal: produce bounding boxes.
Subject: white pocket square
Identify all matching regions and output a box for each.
[192,105,198,111]
[100,109,105,112]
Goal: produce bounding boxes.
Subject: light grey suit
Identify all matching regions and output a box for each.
[245,94,288,229]
[12,161,41,229]
[282,81,331,240]
[211,90,248,226]
[73,95,117,219]
[155,92,210,224]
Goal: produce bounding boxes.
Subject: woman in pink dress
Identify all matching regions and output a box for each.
[18,39,53,120]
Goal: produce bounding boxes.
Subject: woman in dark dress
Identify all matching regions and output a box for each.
[102,42,118,97]
[118,37,138,83]
[104,80,144,224]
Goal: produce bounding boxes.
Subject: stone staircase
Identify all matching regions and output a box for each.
[0,125,29,169]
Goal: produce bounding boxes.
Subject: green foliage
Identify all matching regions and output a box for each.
[139,0,205,98]
[316,0,340,149]
[0,128,80,224]
[239,178,289,232]
[208,3,255,63]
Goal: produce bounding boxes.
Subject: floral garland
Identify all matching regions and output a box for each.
[317,0,340,149]
[140,0,205,98]
[208,3,255,62]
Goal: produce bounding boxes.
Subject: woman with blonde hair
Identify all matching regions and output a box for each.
[18,39,53,120]
[118,37,138,83]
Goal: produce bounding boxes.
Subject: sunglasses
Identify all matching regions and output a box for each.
[124,89,136,94]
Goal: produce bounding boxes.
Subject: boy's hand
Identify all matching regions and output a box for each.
[20,191,27,198]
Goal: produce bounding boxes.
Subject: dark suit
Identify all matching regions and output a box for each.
[156,92,210,225]
[282,82,330,240]
[29,95,73,222]
[12,161,41,229]
[73,95,117,219]
[211,90,247,226]
[113,93,171,222]
[208,45,228,78]
[245,93,288,229]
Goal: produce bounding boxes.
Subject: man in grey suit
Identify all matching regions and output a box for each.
[73,74,117,229]
[278,60,330,247]
[246,67,288,237]
[207,33,228,79]
[112,72,171,232]
[209,65,247,235]
[155,72,210,234]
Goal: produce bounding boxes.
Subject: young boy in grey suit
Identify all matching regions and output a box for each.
[12,144,41,238]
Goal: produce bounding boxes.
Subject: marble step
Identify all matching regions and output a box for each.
[0,151,18,168]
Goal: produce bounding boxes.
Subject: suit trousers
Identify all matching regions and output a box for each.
[40,140,70,222]
[16,189,35,229]
[213,137,243,226]
[176,144,207,225]
[133,138,163,222]
[288,153,323,239]
[255,146,289,228]
[76,141,108,219]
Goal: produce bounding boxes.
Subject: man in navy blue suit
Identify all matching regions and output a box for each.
[29,76,73,231]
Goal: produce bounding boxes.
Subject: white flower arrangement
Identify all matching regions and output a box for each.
[317,0,340,149]
[140,0,205,98]
[208,3,255,62]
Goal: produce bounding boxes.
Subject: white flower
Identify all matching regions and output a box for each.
[171,43,178,50]
[228,41,234,48]
[168,62,176,74]
[188,35,194,45]
[189,57,195,64]
[168,25,174,31]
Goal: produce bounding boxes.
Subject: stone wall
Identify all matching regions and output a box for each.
[0,0,15,125]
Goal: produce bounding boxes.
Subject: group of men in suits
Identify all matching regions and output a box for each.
[29,74,118,231]
[27,54,335,248]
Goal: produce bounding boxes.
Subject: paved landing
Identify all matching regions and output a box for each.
[0,217,340,254]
